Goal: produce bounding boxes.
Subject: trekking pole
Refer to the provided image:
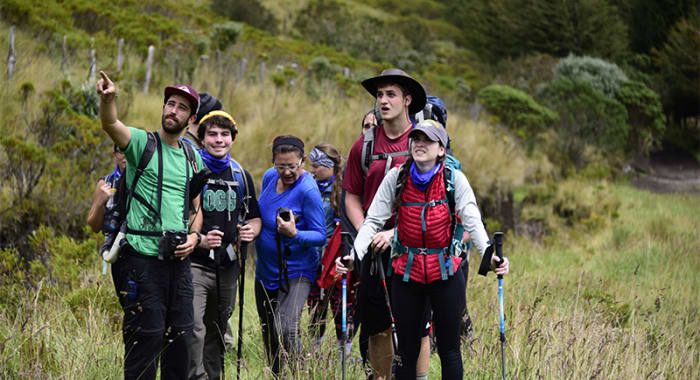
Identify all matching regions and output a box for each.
[210,225,226,379]
[341,259,348,380]
[236,221,249,380]
[374,252,399,357]
[494,232,506,380]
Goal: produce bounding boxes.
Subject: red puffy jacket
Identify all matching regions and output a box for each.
[391,167,462,284]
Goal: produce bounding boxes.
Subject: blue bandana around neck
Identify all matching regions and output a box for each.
[112,164,122,178]
[409,162,442,192]
[199,149,231,173]
[316,174,335,193]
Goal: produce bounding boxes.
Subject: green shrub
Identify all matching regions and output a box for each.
[520,180,620,236]
[476,84,558,145]
[294,0,411,64]
[211,21,243,52]
[1,80,113,256]
[213,0,277,34]
[310,56,341,81]
[553,54,628,98]
[538,78,629,168]
[615,81,666,156]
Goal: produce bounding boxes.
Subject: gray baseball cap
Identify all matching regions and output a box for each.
[409,120,449,147]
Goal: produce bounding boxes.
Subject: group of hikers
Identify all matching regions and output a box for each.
[90,67,510,380]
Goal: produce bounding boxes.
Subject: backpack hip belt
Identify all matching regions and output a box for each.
[391,244,453,282]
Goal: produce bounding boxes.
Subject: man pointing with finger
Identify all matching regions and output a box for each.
[97,71,205,380]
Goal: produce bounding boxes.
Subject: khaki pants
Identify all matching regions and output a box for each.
[188,262,240,380]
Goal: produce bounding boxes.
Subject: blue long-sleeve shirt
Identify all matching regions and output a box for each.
[255,168,326,290]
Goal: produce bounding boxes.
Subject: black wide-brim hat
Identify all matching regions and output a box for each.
[361,68,427,115]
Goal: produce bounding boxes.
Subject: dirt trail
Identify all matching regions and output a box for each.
[630,150,700,194]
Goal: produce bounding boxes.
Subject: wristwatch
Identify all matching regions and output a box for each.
[192,231,203,246]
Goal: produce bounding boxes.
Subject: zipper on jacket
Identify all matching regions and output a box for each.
[423,190,428,284]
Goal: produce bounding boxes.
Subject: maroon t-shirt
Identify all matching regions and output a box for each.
[342,124,411,225]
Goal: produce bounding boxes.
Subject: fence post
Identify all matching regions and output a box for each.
[260,61,266,83]
[61,35,68,75]
[173,44,181,83]
[88,38,96,80]
[239,58,247,80]
[117,38,124,72]
[7,26,16,85]
[143,45,154,94]
[289,63,298,87]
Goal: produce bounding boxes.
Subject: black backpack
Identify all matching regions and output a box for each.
[113,132,199,237]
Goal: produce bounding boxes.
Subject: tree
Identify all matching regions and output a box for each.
[619,0,694,54]
[212,0,278,34]
[652,15,700,122]
[445,0,630,64]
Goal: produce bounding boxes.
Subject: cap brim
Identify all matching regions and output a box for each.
[361,75,427,115]
[164,87,199,114]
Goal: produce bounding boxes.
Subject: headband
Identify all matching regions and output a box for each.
[309,147,335,168]
[199,110,237,131]
[272,136,305,155]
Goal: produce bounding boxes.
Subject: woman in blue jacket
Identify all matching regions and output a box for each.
[255,135,325,375]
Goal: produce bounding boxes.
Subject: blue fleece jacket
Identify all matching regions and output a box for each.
[255,168,326,290]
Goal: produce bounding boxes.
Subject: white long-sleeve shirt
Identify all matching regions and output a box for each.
[353,165,489,262]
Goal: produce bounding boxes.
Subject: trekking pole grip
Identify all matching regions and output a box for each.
[494,232,504,279]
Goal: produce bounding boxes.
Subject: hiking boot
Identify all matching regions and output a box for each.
[462,314,474,339]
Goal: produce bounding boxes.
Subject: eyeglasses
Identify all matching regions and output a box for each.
[274,159,303,172]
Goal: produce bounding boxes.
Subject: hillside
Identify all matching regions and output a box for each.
[0,1,699,378]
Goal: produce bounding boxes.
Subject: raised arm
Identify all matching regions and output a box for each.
[97,71,131,149]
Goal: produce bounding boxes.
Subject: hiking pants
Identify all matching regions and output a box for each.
[188,262,240,380]
[114,247,194,380]
[391,269,466,380]
[254,276,311,375]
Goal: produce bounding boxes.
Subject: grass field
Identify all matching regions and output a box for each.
[1,183,697,379]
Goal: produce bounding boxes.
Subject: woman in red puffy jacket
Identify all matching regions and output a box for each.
[336,120,510,380]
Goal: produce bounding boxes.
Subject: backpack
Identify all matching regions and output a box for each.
[113,131,199,238]
[360,125,411,176]
[414,95,447,128]
[388,154,470,281]
[361,95,449,175]
[414,95,452,152]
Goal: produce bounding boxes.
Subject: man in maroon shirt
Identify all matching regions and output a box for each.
[342,69,427,380]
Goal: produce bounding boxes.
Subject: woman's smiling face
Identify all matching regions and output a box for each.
[274,151,304,187]
[410,131,444,164]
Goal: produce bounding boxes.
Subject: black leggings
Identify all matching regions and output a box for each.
[391,269,466,380]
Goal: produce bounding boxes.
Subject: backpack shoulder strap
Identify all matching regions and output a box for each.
[181,137,199,173]
[360,126,376,175]
[125,131,163,237]
[230,158,250,220]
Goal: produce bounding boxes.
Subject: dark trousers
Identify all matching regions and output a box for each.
[391,270,466,380]
[113,247,194,380]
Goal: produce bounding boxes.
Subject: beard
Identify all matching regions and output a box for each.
[161,114,188,135]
